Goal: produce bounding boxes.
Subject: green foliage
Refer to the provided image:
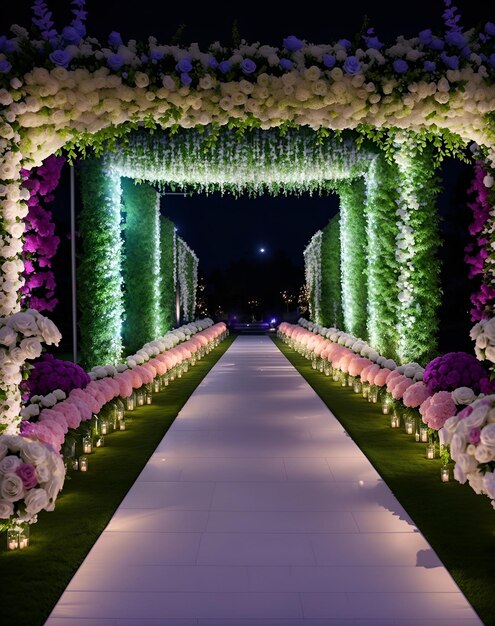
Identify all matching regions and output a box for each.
[365,155,401,359]
[121,179,161,354]
[337,178,368,339]
[177,238,198,322]
[320,216,343,328]
[78,159,124,369]
[159,216,176,333]
[395,143,442,363]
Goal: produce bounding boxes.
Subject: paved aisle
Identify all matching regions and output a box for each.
[46,336,481,626]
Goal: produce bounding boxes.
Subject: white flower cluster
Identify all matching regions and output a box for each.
[0,435,65,527]
[470,316,495,364]
[440,395,495,509]
[298,317,424,380]
[303,231,323,324]
[0,310,61,433]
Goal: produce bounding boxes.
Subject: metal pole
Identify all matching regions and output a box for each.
[70,165,77,363]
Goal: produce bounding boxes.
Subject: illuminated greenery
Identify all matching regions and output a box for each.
[78,160,124,369]
[320,216,343,328]
[365,155,401,360]
[337,178,368,340]
[121,179,161,354]
[159,216,177,333]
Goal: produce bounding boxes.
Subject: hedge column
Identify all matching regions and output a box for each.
[159,215,176,334]
[78,159,124,369]
[337,177,368,339]
[121,178,161,354]
[320,216,343,328]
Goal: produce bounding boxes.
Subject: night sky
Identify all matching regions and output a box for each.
[1,0,492,340]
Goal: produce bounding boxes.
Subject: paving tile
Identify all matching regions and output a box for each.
[47,337,481,625]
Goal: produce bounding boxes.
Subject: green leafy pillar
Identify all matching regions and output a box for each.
[159,216,176,334]
[121,178,161,354]
[320,216,343,328]
[303,231,323,324]
[365,155,401,359]
[337,177,368,339]
[78,160,124,369]
[394,141,441,364]
[177,237,199,322]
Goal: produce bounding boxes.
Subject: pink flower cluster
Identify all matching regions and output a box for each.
[419,391,457,430]
[20,323,227,452]
[464,162,495,322]
[279,323,420,403]
[20,155,65,312]
[402,381,430,408]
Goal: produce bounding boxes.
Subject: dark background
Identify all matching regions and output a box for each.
[1,0,490,353]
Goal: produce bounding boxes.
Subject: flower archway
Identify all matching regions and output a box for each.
[1,0,495,436]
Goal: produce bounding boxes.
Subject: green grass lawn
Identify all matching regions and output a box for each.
[1,334,235,626]
[274,336,495,626]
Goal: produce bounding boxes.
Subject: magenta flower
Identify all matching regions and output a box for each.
[16,463,38,489]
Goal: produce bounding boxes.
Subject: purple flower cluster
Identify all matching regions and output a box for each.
[464,163,495,322]
[20,154,64,312]
[24,353,90,398]
[423,351,492,394]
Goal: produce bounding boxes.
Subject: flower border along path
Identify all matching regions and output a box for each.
[1,333,235,626]
[273,336,495,626]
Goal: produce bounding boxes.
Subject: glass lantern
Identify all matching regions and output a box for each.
[404,415,415,435]
[100,419,109,436]
[119,417,126,431]
[82,436,93,454]
[161,373,169,389]
[390,412,400,428]
[153,377,161,393]
[136,388,145,406]
[125,393,135,412]
[145,385,153,405]
[440,467,450,482]
[420,424,429,443]
[426,443,435,459]
[7,528,19,550]
[79,455,89,471]
[95,435,104,448]
[353,379,362,394]
[18,524,30,549]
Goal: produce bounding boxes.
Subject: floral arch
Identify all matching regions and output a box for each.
[1,0,495,435]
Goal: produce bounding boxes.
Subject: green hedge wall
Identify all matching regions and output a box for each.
[320,216,343,328]
[159,216,176,333]
[78,160,124,369]
[121,178,161,354]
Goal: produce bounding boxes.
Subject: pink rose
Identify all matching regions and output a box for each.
[16,462,38,489]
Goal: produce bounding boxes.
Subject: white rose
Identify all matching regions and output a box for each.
[482,471,495,499]
[0,473,25,501]
[451,387,476,406]
[35,462,50,484]
[0,454,22,475]
[463,405,490,429]
[41,393,57,408]
[0,325,17,347]
[24,487,49,515]
[482,317,495,343]
[6,312,38,336]
[53,389,66,400]
[474,444,495,463]
[483,174,494,188]
[20,441,48,465]
[453,453,478,484]
[450,432,467,459]
[9,346,25,365]
[20,404,41,419]
[36,315,62,345]
[439,415,459,446]
[0,498,14,518]
[480,423,495,447]
[467,471,486,494]
[19,337,42,360]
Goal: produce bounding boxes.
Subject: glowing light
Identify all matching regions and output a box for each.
[259,247,265,253]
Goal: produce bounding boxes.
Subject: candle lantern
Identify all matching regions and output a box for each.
[382,402,390,415]
[440,467,450,482]
[426,443,435,459]
[404,416,414,435]
[318,359,324,373]
[420,424,429,443]
[145,388,153,405]
[7,528,19,551]
[177,364,183,378]
[369,387,378,403]
[191,356,196,367]
[332,368,340,382]
[153,378,161,393]
[95,435,104,448]
[361,383,369,399]
[183,360,189,374]
[119,417,126,431]
[161,374,169,389]
[18,524,30,550]
[125,393,135,412]
[136,388,145,406]
[341,373,348,387]
[79,455,89,471]
[169,367,176,382]
[324,364,331,376]
[72,457,79,471]
[100,419,108,435]
[390,413,400,428]
[82,436,93,454]
[115,399,125,422]
[353,379,362,394]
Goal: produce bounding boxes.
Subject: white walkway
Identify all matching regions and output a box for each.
[46,336,482,626]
